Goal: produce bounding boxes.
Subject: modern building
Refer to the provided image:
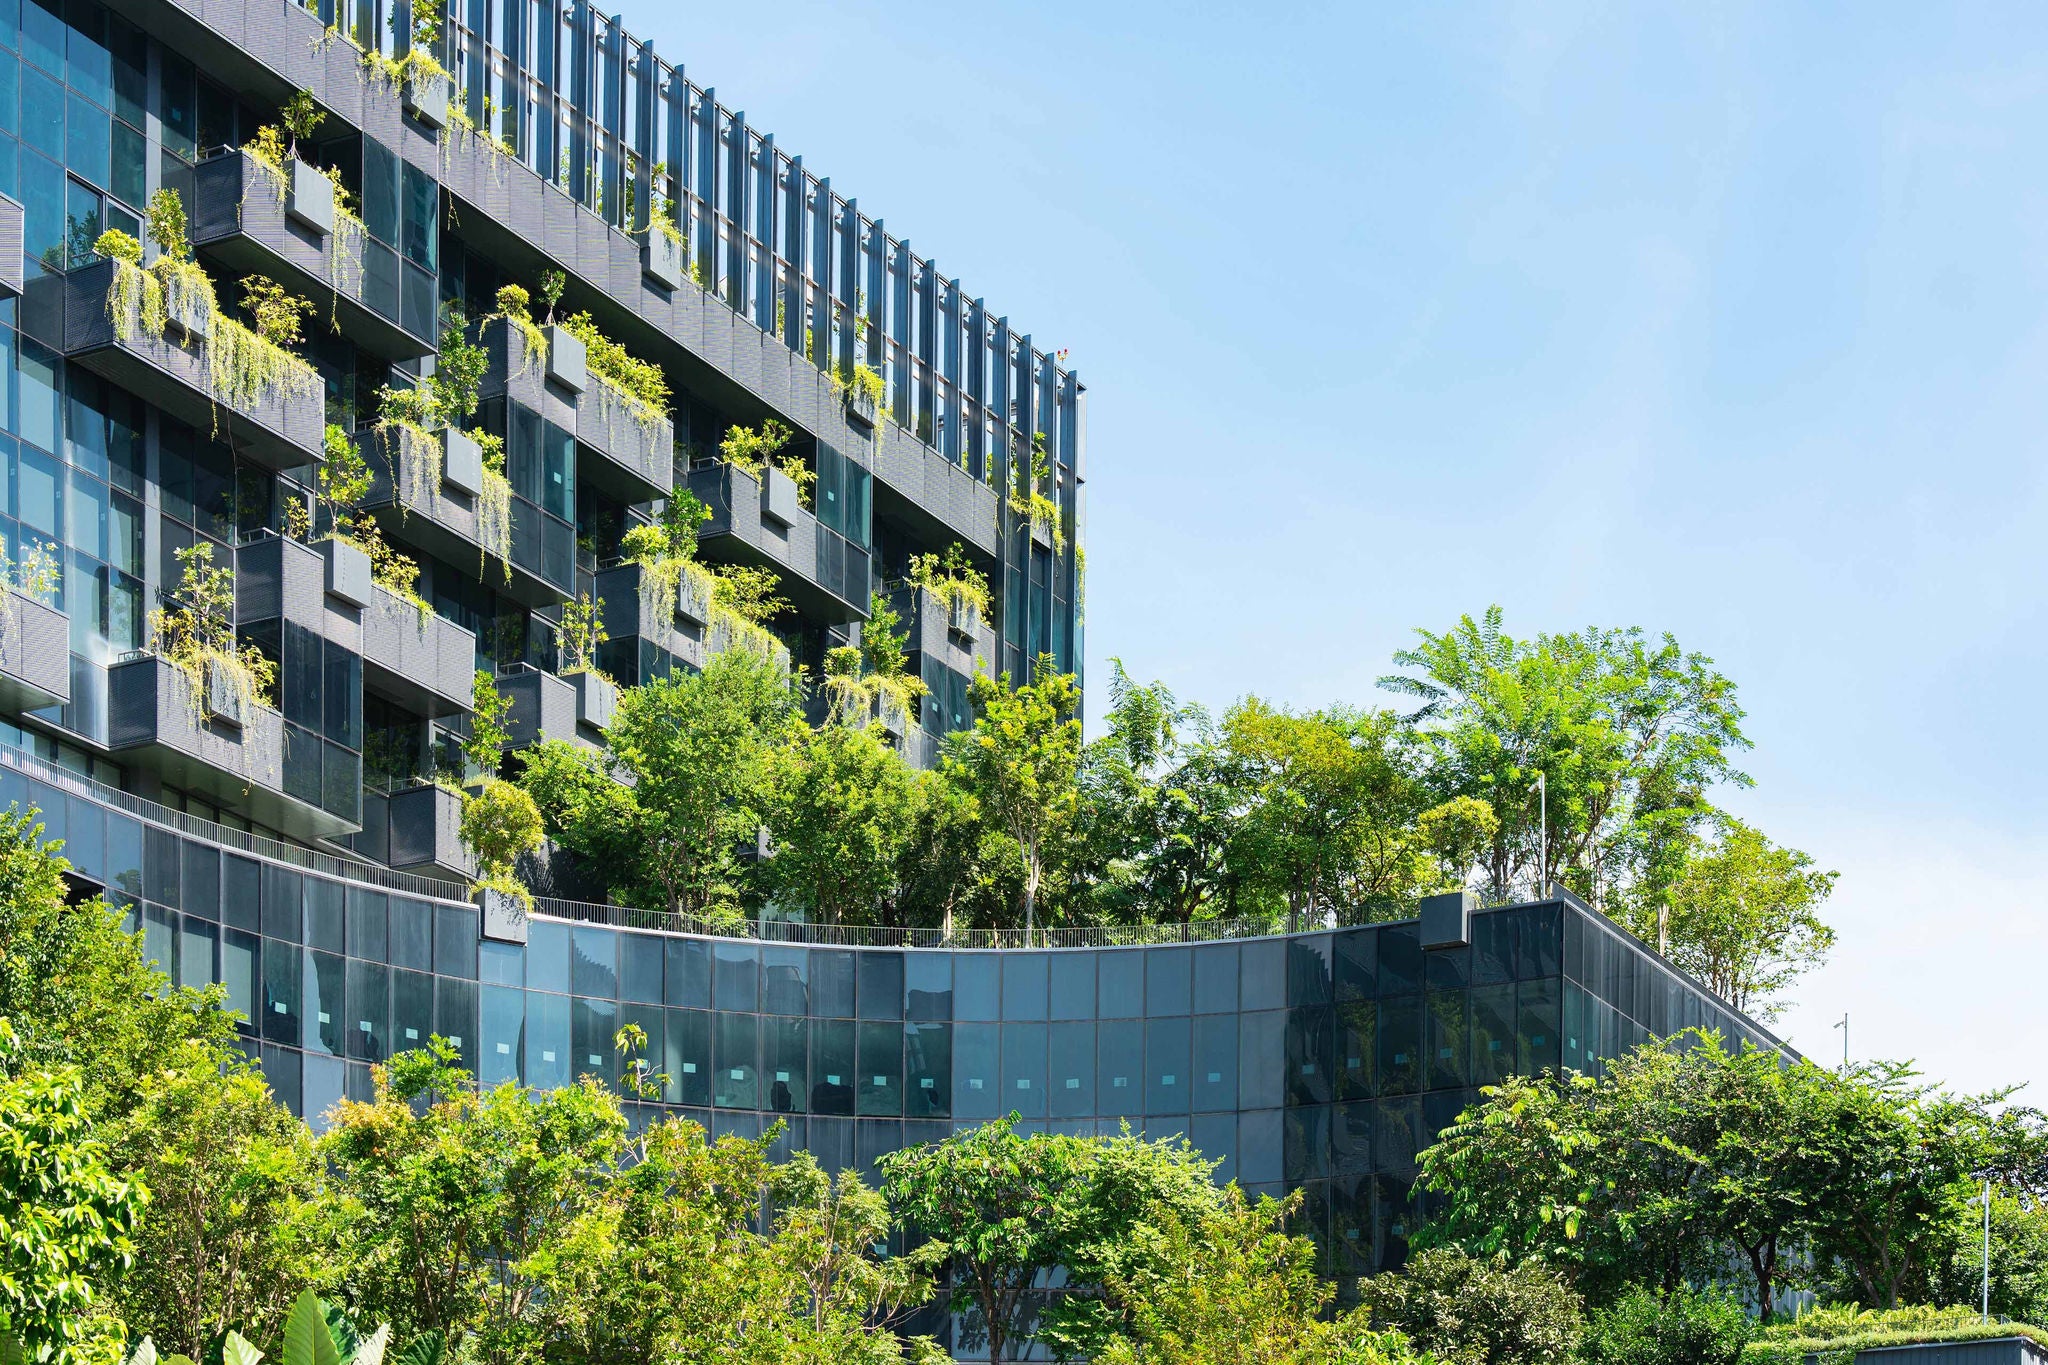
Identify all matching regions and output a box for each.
[0,0,1793,1353]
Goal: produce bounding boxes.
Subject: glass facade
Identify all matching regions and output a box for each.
[2,742,1791,1289]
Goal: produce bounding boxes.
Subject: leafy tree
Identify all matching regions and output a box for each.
[1222,699,1431,927]
[1580,1286,1753,1365]
[1932,1193,2048,1324]
[109,1064,339,1356]
[1096,1186,1426,1365]
[891,772,1021,934]
[1355,1246,1583,1365]
[763,723,919,926]
[1652,814,1837,1018]
[320,1039,625,1347]
[588,650,803,917]
[458,777,543,907]
[765,1154,947,1363]
[947,659,1082,936]
[0,1017,146,1364]
[1379,608,1750,909]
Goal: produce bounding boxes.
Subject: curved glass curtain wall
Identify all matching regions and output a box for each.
[6,758,1786,1281]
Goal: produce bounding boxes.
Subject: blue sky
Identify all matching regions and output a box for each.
[639,1,2048,1096]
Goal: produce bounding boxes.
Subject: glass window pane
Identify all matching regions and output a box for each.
[480,985,523,1088]
[1377,924,1422,998]
[1145,948,1190,1016]
[906,1022,950,1118]
[1335,929,1376,1001]
[809,950,854,1017]
[261,939,300,1044]
[620,930,663,1003]
[810,1017,854,1115]
[1192,1013,1237,1114]
[761,947,807,1015]
[1240,939,1284,1012]
[391,968,432,1055]
[857,1020,901,1116]
[389,897,431,971]
[305,949,345,1056]
[221,927,257,1034]
[857,951,902,1020]
[1001,1022,1046,1119]
[764,1016,805,1115]
[1337,1001,1376,1101]
[176,914,216,992]
[570,994,617,1084]
[1471,984,1516,1086]
[346,959,388,1063]
[713,943,757,1012]
[1097,950,1142,1019]
[713,1011,757,1108]
[1238,1010,1285,1111]
[1098,1018,1143,1121]
[1377,997,1422,1097]
[571,925,617,997]
[663,937,707,1007]
[1287,937,1333,1006]
[1049,1020,1094,1118]
[664,1007,709,1106]
[1192,944,1238,1014]
[1146,1016,1189,1116]
[1048,952,1094,1020]
[1000,953,1046,1021]
[953,953,999,1020]
[951,1022,999,1120]
[1428,991,1469,1091]
[434,977,476,1073]
[905,953,951,1021]
[1286,1007,1332,1106]
[1518,979,1561,1076]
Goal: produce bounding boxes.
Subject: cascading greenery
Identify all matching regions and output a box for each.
[820,590,926,732]
[619,492,716,640]
[359,0,450,110]
[557,592,607,677]
[907,541,993,625]
[476,430,512,581]
[95,229,165,343]
[1010,429,1066,552]
[491,283,548,384]
[149,542,278,741]
[829,359,887,426]
[719,418,815,509]
[559,309,671,452]
[212,274,320,416]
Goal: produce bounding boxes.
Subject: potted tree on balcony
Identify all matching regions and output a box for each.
[537,269,586,393]
[719,419,810,526]
[909,543,992,644]
[558,591,617,732]
[149,542,276,730]
[459,776,543,942]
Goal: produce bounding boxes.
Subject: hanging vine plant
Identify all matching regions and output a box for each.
[618,492,715,635]
[907,542,993,621]
[560,309,671,451]
[372,383,444,513]
[476,431,513,582]
[1008,430,1066,553]
[490,283,547,384]
[149,542,279,744]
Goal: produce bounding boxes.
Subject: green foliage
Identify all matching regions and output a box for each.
[458,777,542,906]
[719,418,793,482]
[150,543,278,722]
[0,1016,146,1365]
[538,268,565,323]
[280,91,325,154]
[239,275,313,349]
[426,306,487,428]
[94,229,142,265]
[1655,813,1837,1019]
[559,310,670,416]
[1096,1186,1429,1365]
[946,659,1083,935]
[1740,1305,2048,1365]
[462,671,510,778]
[763,723,919,926]
[1581,1286,1754,1365]
[710,563,789,630]
[146,189,191,262]
[906,543,992,620]
[1355,1247,1583,1365]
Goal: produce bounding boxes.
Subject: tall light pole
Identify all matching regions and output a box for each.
[1536,770,1546,896]
[1833,1014,1848,1071]
[1971,1175,1993,1322]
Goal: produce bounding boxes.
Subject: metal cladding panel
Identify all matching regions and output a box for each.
[361,586,477,717]
[500,668,579,748]
[234,536,329,636]
[543,189,581,264]
[386,783,475,880]
[0,196,22,299]
[576,386,673,501]
[1844,1341,2048,1365]
[483,323,577,429]
[0,594,70,707]
[1419,890,1474,949]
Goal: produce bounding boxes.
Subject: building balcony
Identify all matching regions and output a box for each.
[686,462,870,623]
[382,782,475,884]
[60,260,324,473]
[361,586,477,718]
[482,322,673,505]
[0,193,21,300]
[106,654,355,843]
[234,533,369,652]
[358,427,573,610]
[186,149,435,362]
[592,561,708,677]
[0,591,70,712]
[890,583,997,680]
[497,665,582,750]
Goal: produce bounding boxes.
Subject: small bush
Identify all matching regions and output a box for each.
[1358,1246,1583,1365]
[1583,1286,1753,1365]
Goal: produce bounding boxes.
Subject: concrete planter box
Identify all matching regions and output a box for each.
[643,225,684,290]
[677,568,713,626]
[385,782,475,881]
[0,592,70,710]
[286,159,334,236]
[403,70,452,129]
[186,150,433,361]
[323,537,373,607]
[1030,511,1055,549]
[162,271,210,339]
[946,594,979,639]
[441,427,483,495]
[844,382,878,430]
[544,323,587,393]
[203,659,245,726]
[568,669,616,732]
[0,194,21,300]
[874,692,908,740]
[762,466,801,526]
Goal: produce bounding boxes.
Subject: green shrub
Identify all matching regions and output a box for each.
[1358,1246,1583,1365]
[1583,1286,1752,1365]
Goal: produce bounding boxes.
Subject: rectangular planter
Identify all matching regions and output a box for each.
[643,225,684,290]
[441,426,483,495]
[497,667,581,748]
[677,567,713,626]
[361,584,477,717]
[1031,512,1054,549]
[286,160,334,236]
[480,886,529,944]
[568,669,617,732]
[874,692,908,740]
[323,537,373,607]
[544,323,587,393]
[203,659,244,726]
[844,382,878,430]
[403,69,452,129]
[0,591,69,710]
[762,465,801,527]
[946,594,979,639]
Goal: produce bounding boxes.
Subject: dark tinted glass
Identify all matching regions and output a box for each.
[1472,984,1515,1085]
[1377,996,1422,1097]
[713,943,757,1012]
[389,897,432,972]
[1428,991,1469,1090]
[620,932,664,1003]
[1192,1014,1237,1113]
[1337,1000,1375,1101]
[479,940,522,987]
[1000,954,1046,1020]
[1286,937,1333,1006]
[1519,979,1560,1074]
[952,1023,999,1120]
[1424,942,1467,991]
[953,954,999,1021]
[663,937,708,1006]
[1145,949,1191,1016]
[1001,1022,1047,1118]
[1048,1020,1094,1118]
[1520,905,1561,979]
[571,926,618,997]
[1285,1105,1329,1182]
[857,1021,902,1116]
[1097,949,1143,1019]
[571,994,617,1080]
[434,905,477,979]
[1048,952,1094,1020]
[1377,924,1422,997]
[1471,908,1514,984]
[1146,1016,1190,1115]
[905,953,951,1020]
[347,887,387,961]
[1098,1018,1143,1120]
[1240,939,1284,1011]
[1286,1007,1333,1106]
[480,985,523,1087]
[180,838,218,919]
[761,947,807,1014]
[810,950,854,1017]
[346,958,388,1063]
[764,1017,805,1115]
[857,951,903,1020]
[1192,944,1238,1014]
[434,977,477,1070]
[304,877,344,955]
[663,1007,708,1106]
[810,1018,855,1115]
[905,1022,950,1117]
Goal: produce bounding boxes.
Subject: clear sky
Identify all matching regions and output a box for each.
[635,1,2048,1098]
